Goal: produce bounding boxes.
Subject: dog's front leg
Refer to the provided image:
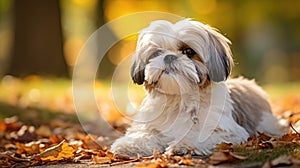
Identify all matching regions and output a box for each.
[111,132,165,157]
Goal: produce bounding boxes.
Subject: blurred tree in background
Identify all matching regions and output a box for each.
[9,0,68,77]
[0,0,299,83]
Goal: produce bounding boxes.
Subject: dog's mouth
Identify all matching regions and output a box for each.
[144,68,164,89]
[145,68,199,95]
[143,54,207,94]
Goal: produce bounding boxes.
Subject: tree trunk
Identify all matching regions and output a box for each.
[9,0,68,77]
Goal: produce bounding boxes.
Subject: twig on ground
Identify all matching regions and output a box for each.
[289,123,300,136]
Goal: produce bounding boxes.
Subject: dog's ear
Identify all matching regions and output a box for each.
[205,27,233,82]
[130,55,145,85]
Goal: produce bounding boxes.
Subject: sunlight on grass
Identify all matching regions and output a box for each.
[0,75,146,123]
[0,75,299,121]
[264,82,300,99]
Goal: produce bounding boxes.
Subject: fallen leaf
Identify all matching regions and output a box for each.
[258,132,273,141]
[16,125,37,142]
[0,120,7,132]
[59,141,75,158]
[82,135,102,150]
[215,142,233,151]
[0,116,21,132]
[280,133,300,142]
[270,155,292,167]
[36,125,52,137]
[49,135,64,144]
[209,151,233,165]
[4,143,16,150]
[229,152,248,160]
[16,141,40,155]
[39,140,75,161]
[105,150,115,160]
[92,155,111,164]
[208,151,246,165]
[39,140,64,158]
[178,158,194,166]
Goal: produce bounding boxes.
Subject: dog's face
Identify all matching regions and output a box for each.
[131,19,233,95]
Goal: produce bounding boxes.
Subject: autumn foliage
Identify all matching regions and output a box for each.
[1,78,300,167]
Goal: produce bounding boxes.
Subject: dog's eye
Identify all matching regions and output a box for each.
[182,48,196,58]
[152,50,162,57]
[148,50,163,61]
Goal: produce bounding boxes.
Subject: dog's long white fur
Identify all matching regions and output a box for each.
[111,19,286,156]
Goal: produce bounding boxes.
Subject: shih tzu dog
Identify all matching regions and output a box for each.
[111,19,284,156]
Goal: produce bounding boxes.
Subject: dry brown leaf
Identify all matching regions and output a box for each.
[215,142,233,151]
[0,120,7,132]
[280,133,300,142]
[49,135,64,144]
[92,155,112,164]
[16,141,40,155]
[178,158,194,166]
[258,132,273,141]
[0,116,21,132]
[36,125,52,137]
[0,151,32,162]
[39,140,75,161]
[229,152,248,160]
[209,151,233,165]
[209,151,246,165]
[39,140,64,158]
[270,155,292,167]
[4,143,16,150]
[15,125,37,142]
[242,136,260,148]
[105,150,115,160]
[82,135,102,150]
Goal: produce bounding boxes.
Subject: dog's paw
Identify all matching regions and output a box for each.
[166,146,191,156]
[111,146,139,157]
[111,138,154,157]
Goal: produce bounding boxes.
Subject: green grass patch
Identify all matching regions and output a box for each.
[233,143,300,164]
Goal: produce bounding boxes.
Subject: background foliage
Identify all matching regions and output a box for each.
[0,0,299,83]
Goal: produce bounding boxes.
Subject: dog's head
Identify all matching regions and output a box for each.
[131,19,233,95]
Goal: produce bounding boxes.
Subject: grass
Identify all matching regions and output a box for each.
[264,81,300,99]
[233,143,300,164]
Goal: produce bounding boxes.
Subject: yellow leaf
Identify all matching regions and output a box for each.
[39,140,75,161]
[58,141,75,159]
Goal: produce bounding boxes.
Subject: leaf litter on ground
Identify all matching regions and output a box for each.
[2,112,300,167]
[1,77,300,167]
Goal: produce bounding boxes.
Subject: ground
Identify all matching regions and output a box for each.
[1,77,300,167]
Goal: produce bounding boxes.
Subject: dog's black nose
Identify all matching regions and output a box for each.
[164,54,177,64]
